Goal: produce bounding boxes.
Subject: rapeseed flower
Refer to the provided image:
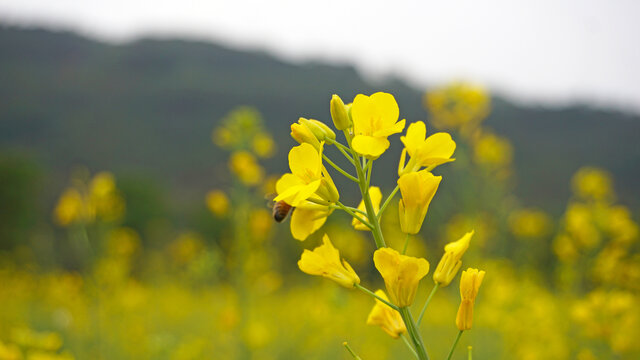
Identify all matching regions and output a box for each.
[274,143,339,206]
[373,247,429,307]
[298,234,360,288]
[456,268,485,331]
[398,121,456,175]
[206,190,230,217]
[229,151,264,186]
[352,186,381,231]
[351,92,406,159]
[367,290,407,339]
[398,170,442,234]
[433,231,474,287]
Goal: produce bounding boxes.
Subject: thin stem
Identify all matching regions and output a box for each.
[399,307,430,360]
[323,154,358,182]
[365,158,373,189]
[402,233,410,255]
[336,202,374,230]
[417,283,440,326]
[446,331,464,360]
[377,185,400,220]
[468,346,473,360]
[355,284,399,311]
[343,342,362,360]
[329,204,368,217]
[401,334,419,359]
[326,137,355,163]
[350,148,386,248]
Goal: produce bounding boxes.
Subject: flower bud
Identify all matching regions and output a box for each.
[300,118,336,142]
[291,121,321,150]
[330,94,352,130]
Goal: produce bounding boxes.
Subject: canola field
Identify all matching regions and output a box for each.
[1,83,638,360]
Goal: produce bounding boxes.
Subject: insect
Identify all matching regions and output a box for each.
[272,200,293,222]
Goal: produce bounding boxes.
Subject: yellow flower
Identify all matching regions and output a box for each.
[571,167,614,201]
[366,289,407,339]
[373,247,430,307]
[398,170,442,234]
[229,151,264,186]
[330,94,352,130]
[298,234,360,288]
[424,82,490,131]
[291,118,335,150]
[206,190,230,217]
[251,133,276,158]
[473,131,513,168]
[54,188,85,226]
[274,143,339,206]
[398,121,456,175]
[352,186,382,231]
[456,268,485,331]
[290,202,332,241]
[509,209,552,238]
[351,92,406,159]
[433,231,474,287]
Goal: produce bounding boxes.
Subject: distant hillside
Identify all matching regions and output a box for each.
[1,27,639,213]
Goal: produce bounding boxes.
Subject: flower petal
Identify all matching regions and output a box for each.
[352,135,390,159]
[289,143,321,180]
[290,207,328,241]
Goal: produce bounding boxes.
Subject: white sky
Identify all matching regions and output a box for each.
[1,0,639,111]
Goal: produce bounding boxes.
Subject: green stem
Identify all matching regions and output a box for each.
[417,283,439,326]
[399,307,430,360]
[365,158,373,189]
[446,331,463,360]
[402,233,410,255]
[468,346,473,360]
[355,284,399,311]
[323,154,358,182]
[336,202,374,230]
[401,334,419,359]
[343,342,362,360]
[350,149,386,248]
[326,137,355,163]
[377,185,399,220]
[329,204,368,217]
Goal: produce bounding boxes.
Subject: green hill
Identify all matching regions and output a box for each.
[1,27,639,215]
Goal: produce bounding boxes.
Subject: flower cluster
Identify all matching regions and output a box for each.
[273,92,486,359]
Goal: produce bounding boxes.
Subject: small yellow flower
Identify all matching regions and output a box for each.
[571,167,614,201]
[398,121,456,175]
[290,202,332,241]
[366,289,407,339]
[352,186,382,231]
[373,247,430,307]
[433,231,474,287]
[398,170,442,234]
[274,143,339,206]
[330,94,352,130]
[456,268,485,331]
[229,151,264,186]
[54,188,85,226]
[252,133,276,158]
[206,190,230,217]
[351,92,406,159]
[473,131,513,168]
[298,234,360,288]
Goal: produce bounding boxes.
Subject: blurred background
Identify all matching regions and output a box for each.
[0,1,639,359]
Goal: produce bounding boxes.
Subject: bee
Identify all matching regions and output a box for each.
[272,200,293,222]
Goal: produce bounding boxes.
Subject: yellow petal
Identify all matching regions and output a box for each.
[275,173,304,195]
[370,92,399,129]
[401,121,427,157]
[417,132,456,166]
[352,135,390,159]
[289,143,321,180]
[290,207,328,241]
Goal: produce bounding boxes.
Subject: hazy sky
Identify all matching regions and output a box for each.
[1,0,639,111]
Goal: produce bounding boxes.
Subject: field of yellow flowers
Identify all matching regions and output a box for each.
[1,83,639,360]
